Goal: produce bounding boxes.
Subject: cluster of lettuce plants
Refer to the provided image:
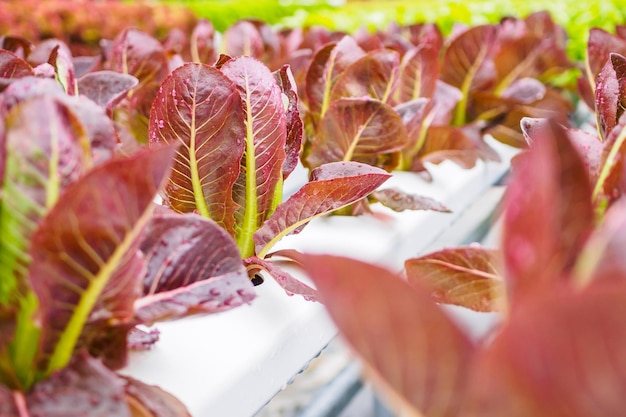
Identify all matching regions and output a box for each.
[0,6,619,415]
[300,24,626,417]
[0,12,426,415]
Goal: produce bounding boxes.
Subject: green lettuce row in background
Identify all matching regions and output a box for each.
[168,0,626,61]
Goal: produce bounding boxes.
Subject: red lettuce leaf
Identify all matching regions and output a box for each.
[305,36,366,119]
[273,65,303,180]
[106,28,169,145]
[1,77,117,165]
[467,283,626,417]
[26,352,130,417]
[493,35,560,93]
[134,269,254,325]
[220,56,288,257]
[585,28,626,86]
[253,161,391,258]
[503,120,593,306]
[430,80,464,125]
[77,71,138,115]
[420,125,479,169]
[306,97,408,170]
[0,49,33,90]
[80,251,145,369]
[223,20,264,60]
[44,41,77,96]
[369,188,450,212]
[0,77,65,115]
[595,53,626,139]
[396,45,439,103]
[330,49,400,104]
[301,254,474,417]
[521,117,603,184]
[440,25,497,125]
[405,247,505,312]
[0,384,19,415]
[0,307,18,389]
[395,98,432,169]
[73,56,100,79]
[28,146,176,377]
[80,322,136,371]
[134,214,255,324]
[123,376,192,417]
[574,201,626,286]
[0,35,32,57]
[524,11,567,46]
[106,28,168,83]
[149,63,245,235]
[190,19,216,64]
[0,97,89,306]
[485,87,573,147]
[58,95,118,166]
[594,112,626,209]
[127,327,160,351]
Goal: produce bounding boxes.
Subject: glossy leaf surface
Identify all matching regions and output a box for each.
[149,63,245,235]
[136,214,254,324]
[585,28,626,84]
[273,65,303,180]
[253,162,390,257]
[594,112,626,210]
[595,53,626,139]
[220,56,287,257]
[302,254,474,417]
[405,247,505,312]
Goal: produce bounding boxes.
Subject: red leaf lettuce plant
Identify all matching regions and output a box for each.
[288,25,626,417]
[299,11,574,185]
[0,39,256,415]
[148,55,393,297]
[300,117,626,416]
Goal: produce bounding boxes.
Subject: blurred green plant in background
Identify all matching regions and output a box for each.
[166,0,626,61]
